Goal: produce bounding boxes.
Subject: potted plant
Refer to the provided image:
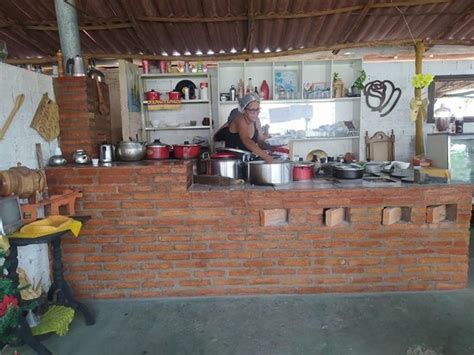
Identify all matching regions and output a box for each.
[351,69,366,96]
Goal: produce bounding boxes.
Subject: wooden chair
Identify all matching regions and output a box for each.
[365,130,395,161]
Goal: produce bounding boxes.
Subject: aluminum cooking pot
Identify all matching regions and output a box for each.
[247,160,292,185]
[116,141,146,161]
[202,152,245,179]
[332,163,364,179]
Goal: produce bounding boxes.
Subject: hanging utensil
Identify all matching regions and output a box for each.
[0,94,25,140]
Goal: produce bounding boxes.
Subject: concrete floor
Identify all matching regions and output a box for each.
[11,232,474,355]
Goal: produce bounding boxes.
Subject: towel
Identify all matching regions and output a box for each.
[11,216,82,239]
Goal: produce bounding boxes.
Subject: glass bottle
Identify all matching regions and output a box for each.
[246,78,253,93]
[254,86,259,96]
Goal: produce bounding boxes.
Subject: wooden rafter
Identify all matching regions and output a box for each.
[7,37,474,65]
[434,2,474,40]
[333,0,374,55]
[0,0,450,33]
[117,0,155,55]
[246,0,255,53]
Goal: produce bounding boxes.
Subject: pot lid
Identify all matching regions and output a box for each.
[216,147,251,155]
[146,139,168,148]
[210,152,238,159]
[293,161,315,168]
[333,163,364,171]
[174,143,200,147]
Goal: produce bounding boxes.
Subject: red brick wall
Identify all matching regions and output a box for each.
[46,163,472,299]
[53,77,111,161]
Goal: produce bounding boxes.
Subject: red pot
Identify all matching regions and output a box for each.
[293,162,315,181]
[173,144,201,159]
[145,90,160,101]
[146,140,171,160]
[168,91,181,100]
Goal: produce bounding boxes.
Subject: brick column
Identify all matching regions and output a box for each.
[53,77,112,160]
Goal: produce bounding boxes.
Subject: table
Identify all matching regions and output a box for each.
[6,216,95,355]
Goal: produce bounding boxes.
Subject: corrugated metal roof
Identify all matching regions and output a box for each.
[1,0,473,62]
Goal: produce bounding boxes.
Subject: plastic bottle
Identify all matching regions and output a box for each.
[237,79,244,99]
[260,80,270,100]
[246,78,253,93]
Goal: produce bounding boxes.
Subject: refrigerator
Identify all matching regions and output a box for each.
[426,133,474,183]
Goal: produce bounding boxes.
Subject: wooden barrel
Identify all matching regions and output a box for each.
[0,166,46,198]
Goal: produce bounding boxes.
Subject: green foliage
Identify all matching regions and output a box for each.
[411,73,434,89]
[333,72,340,83]
[353,70,367,90]
[31,305,74,337]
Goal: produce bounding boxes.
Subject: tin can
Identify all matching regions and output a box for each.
[142,60,149,74]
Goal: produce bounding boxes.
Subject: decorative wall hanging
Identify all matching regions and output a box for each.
[30,93,60,141]
[363,80,401,117]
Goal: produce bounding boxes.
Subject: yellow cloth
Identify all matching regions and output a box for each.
[0,235,10,251]
[11,216,82,239]
[420,167,451,179]
[409,97,429,122]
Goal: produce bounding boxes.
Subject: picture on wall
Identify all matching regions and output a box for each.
[275,70,298,99]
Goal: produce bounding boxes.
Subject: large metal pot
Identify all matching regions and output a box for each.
[247,160,292,185]
[333,163,364,179]
[116,141,146,161]
[206,159,245,179]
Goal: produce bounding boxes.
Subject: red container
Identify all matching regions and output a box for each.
[292,162,315,181]
[173,144,201,159]
[168,91,181,100]
[146,140,171,160]
[210,152,237,159]
[145,90,160,101]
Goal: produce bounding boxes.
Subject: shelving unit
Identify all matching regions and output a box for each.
[139,72,213,146]
[216,59,363,159]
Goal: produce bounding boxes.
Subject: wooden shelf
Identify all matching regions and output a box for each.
[218,97,360,104]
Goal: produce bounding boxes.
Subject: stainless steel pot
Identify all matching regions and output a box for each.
[115,141,146,161]
[333,163,364,179]
[247,160,292,185]
[207,159,245,179]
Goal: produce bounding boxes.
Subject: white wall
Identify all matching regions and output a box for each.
[359,59,474,161]
[0,62,58,291]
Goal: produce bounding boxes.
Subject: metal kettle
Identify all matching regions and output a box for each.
[72,149,91,164]
[99,144,114,163]
[66,55,85,77]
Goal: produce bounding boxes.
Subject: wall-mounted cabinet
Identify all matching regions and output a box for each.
[139,73,213,146]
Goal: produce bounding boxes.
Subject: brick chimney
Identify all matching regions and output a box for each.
[53,77,112,160]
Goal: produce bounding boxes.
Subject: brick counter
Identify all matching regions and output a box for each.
[46,162,472,299]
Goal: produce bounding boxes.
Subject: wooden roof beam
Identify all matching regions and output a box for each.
[246,0,255,54]
[333,0,374,55]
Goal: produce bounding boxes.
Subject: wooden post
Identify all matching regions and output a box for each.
[415,41,425,156]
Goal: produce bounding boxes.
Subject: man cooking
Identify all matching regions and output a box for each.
[214,92,273,163]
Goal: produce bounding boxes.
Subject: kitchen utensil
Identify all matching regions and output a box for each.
[115,141,146,161]
[66,55,85,77]
[145,90,161,101]
[364,161,389,174]
[201,151,245,179]
[293,162,315,181]
[48,155,67,167]
[146,139,171,160]
[332,163,364,179]
[0,94,25,140]
[87,59,105,82]
[173,143,201,159]
[247,160,292,185]
[168,91,181,100]
[100,144,114,162]
[174,80,197,99]
[72,149,91,164]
